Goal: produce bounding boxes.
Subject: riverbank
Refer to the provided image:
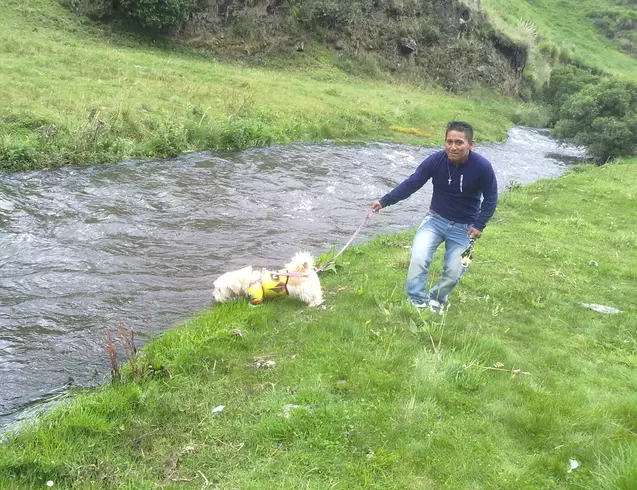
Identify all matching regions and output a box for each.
[1,159,635,488]
[0,128,578,424]
[1,0,549,172]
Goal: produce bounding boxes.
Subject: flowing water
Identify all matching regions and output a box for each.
[0,127,585,428]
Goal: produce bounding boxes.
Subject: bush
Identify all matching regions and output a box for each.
[552,78,637,162]
[538,41,560,62]
[117,0,196,33]
[0,143,44,171]
[542,66,603,124]
[587,7,637,57]
[557,45,574,64]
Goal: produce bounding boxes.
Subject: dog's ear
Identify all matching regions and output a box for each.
[294,261,310,272]
[288,252,315,272]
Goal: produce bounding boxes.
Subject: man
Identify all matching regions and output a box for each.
[371,121,498,313]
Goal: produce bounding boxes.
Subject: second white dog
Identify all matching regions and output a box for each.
[212,251,324,307]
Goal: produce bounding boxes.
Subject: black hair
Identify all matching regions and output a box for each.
[445,121,474,141]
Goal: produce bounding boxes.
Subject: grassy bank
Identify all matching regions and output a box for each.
[1,0,547,172]
[1,160,635,488]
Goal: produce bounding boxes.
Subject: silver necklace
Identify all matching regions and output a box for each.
[447,163,459,185]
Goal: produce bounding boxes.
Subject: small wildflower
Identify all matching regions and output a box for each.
[567,459,580,473]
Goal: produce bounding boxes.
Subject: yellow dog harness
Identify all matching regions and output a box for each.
[247,272,289,305]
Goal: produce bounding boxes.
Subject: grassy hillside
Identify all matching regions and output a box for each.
[482,0,637,77]
[2,0,636,171]
[0,0,542,172]
[1,161,636,489]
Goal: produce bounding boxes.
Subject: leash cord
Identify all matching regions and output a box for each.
[315,209,374,273]
[278,209,375,277]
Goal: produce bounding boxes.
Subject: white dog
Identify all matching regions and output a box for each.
[212,251,324,307]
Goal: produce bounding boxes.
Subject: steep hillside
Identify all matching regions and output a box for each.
[82,0,637,92]
[3,0,636,171]
[481,0,637,82]
[177,0,528,94]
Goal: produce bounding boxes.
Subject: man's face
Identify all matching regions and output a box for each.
[445,130,474,164]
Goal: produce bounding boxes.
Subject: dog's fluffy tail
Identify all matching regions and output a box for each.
[287,251,316,273]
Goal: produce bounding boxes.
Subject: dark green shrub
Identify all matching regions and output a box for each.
[542,66,603,124]
[117,0,196,33]
[0,144,45,171]
[618,34,637,55]
[552,79,637,162]
[587,7,637,57]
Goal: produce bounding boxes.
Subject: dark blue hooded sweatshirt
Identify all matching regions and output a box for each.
[379,150,498,231]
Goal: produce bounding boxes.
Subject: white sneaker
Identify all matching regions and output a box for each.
[410,299,429,309]
[429,300,445,314]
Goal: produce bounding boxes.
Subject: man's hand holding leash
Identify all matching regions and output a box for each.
[468,226,482,239]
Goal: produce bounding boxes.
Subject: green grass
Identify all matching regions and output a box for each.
[482,0,637,77]
[1,160,636,488]
[0,0,546,171]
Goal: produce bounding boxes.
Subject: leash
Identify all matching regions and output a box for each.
[273,211,476,278]
[315,209,375,273]
[278,209,375,277]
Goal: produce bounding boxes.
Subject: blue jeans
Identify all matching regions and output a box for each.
[406,211,472,305]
